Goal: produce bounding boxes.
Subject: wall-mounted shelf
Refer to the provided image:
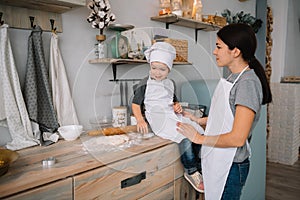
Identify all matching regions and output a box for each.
[0,0,85,32]
[151,14,223,42]
[89,58,191,81]
[0,0,85,13]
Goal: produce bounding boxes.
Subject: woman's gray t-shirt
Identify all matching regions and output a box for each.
[227,69,263,162]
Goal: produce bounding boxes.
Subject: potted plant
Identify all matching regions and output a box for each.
[221,9,262,33]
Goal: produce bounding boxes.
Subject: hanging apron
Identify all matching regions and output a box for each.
[144,77,185,143]
[201,66,249,200]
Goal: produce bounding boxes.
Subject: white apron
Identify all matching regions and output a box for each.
[201,66,249,200]
[144,77,185,143]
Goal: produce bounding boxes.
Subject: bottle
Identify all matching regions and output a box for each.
[192,0,203,21]
[95,35,107,59]
[97,40,107,59]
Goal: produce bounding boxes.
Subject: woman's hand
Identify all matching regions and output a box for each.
[137,119,149,134]
[173,102,183,114]
[176,122,202,144]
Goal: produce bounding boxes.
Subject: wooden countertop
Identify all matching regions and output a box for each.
[0,134,172,198]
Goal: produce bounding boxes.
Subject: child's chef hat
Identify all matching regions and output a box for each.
[144,42,176,70]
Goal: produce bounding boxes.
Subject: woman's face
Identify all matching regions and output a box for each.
[150,61,170,81]
[213,37,234,67]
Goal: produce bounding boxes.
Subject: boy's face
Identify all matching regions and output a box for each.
[150,61,170,81]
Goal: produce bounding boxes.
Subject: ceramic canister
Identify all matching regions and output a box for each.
[112,106,127,127]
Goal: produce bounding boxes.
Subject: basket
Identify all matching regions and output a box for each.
[203,15,227,27]
[153,38,188,62]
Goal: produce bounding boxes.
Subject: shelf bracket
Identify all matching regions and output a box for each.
[112,63,117,81]
[195,28,205,43]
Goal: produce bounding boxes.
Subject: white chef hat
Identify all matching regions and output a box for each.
[144,42,176,70]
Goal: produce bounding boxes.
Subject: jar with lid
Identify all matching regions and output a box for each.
[158,0,171,15]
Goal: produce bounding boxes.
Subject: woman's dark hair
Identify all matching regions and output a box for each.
[217,23,272,104]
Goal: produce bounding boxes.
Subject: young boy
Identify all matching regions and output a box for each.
[131,42,204,192]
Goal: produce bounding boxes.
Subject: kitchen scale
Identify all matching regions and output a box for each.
[108,24,134,58]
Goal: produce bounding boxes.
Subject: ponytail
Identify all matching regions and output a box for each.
[248,57,272,104]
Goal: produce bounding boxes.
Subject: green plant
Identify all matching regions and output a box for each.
[221,9,262,33]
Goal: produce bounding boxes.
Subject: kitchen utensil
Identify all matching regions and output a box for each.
[109,24,134,59]
[120,82,123,106]
[124,82,128,106]
[87,125,137,136]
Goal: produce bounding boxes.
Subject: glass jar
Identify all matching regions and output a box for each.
[159,0,171,15]
[97,40,107,59]
[192,0,203,21]
[182,0,193,18]
[171,0,183,16]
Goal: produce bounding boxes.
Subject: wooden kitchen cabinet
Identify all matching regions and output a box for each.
[74,142,182,199]
[5,178,73,200]
[0,135,200,199]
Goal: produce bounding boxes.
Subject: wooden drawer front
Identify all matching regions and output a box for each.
[5,177,72,200]
[140,177,199,200]
[74,143,183,199]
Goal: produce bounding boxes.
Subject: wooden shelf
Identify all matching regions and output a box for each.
[89,58,190,65]
[0,0,85,32]
[151,14,222,31]
[0,0,85,13]
[89,58,191,81]
[151,14,223,42]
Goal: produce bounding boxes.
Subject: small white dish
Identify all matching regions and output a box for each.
[58,125,83,141]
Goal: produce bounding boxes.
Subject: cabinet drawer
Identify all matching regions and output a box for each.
[5,177,72,200]
[74,143,183,199]
[140,177,199,200]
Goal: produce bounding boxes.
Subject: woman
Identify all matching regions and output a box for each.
[177,23,272,200]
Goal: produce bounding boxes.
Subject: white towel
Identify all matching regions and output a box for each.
[49,32,79,126]
[0,24,39,150]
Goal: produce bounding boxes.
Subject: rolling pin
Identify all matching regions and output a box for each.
[88,125,137,136]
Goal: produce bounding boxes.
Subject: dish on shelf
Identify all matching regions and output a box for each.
[108,24,134,32]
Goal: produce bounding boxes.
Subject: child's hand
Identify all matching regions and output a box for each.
[137,120,149,134]
[173,102,183,114]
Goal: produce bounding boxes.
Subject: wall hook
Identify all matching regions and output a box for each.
[0,12,4,26]
[50,19,57,33]
[29,16,36,28]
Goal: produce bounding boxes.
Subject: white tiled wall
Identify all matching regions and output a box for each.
[268,83,300,165]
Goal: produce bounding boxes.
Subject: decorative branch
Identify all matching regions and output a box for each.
[87,0,116,35]
[221,9,262,33]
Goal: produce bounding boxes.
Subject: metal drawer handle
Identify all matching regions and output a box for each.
[121,171,146,189]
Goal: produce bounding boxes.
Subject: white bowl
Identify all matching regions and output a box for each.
[58,125,83,141]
